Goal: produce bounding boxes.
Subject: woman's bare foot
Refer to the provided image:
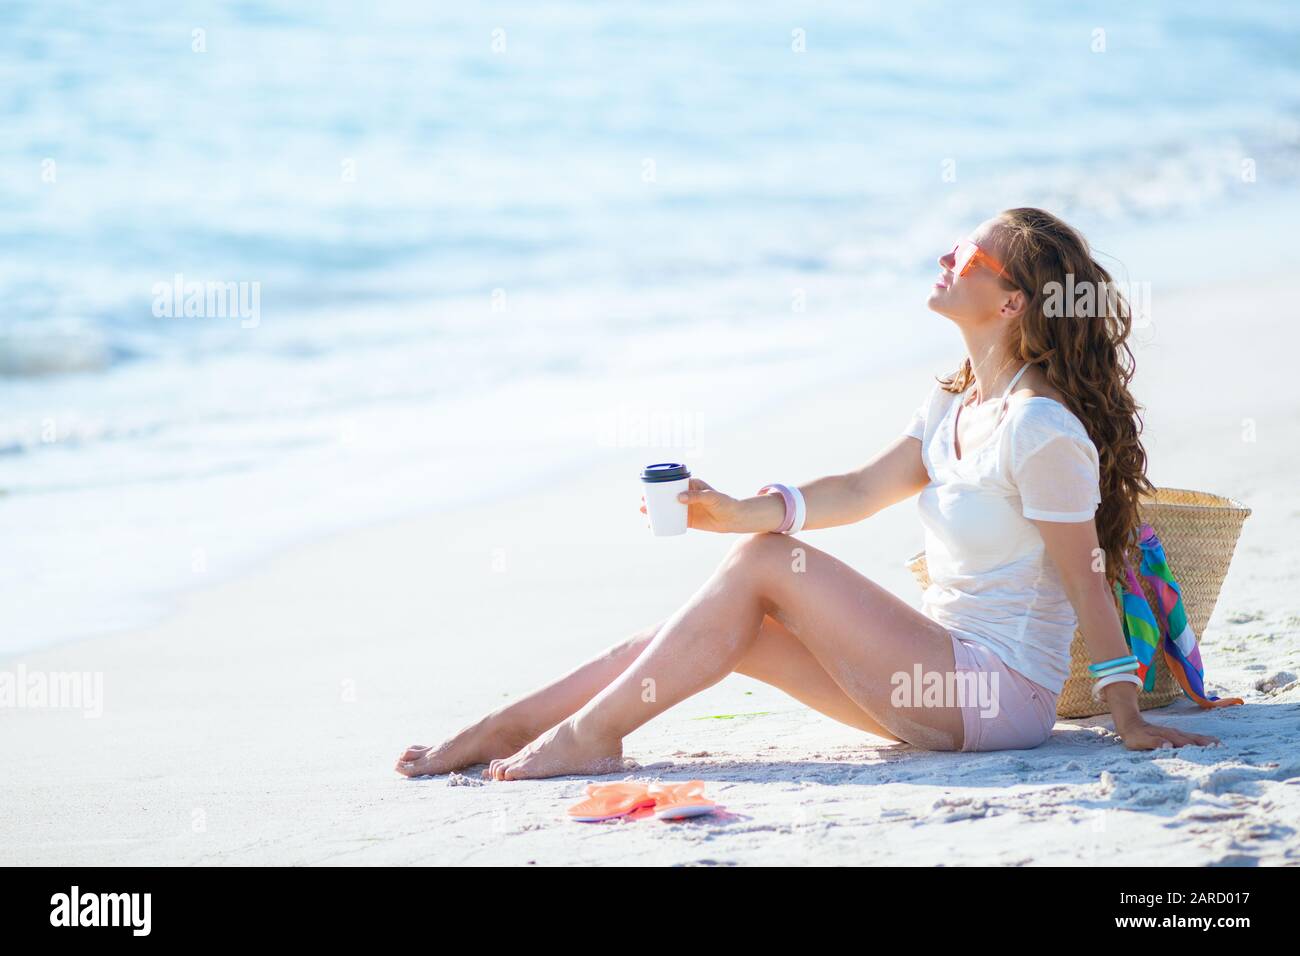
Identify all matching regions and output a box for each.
[395,718,536,778]
[483,718,629,781]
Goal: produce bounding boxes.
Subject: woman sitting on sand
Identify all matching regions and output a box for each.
[397,206,1220,781]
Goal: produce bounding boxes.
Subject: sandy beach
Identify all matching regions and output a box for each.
[2,273,1298,867]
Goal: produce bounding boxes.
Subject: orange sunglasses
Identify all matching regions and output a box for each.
[950,238,1015,284]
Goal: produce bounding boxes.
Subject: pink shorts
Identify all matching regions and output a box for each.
[947,634,1058,752]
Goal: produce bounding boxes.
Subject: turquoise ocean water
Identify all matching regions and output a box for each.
[2,2,1299,651]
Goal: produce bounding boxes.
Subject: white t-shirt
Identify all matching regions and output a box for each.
[902,375,1102,693]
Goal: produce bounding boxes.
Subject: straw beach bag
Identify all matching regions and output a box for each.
[904,488,1251,719]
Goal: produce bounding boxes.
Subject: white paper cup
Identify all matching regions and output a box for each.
[640,462,691,536]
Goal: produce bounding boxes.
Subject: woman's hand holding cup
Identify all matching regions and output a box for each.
[640,463,788,536]
[638,477,741,534]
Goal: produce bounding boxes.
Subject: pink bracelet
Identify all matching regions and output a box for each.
[757,484,796,534]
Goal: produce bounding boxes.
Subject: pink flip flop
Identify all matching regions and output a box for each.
[647,780,718,820]
[566,782,656,823]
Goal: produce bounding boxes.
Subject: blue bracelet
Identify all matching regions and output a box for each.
[1091,661,1141,678]
[1088,654,1138,674]
[1091,658,1139,676]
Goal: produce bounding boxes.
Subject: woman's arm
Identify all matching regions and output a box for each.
[1034,519,1221,750]
[678,435,931,533]
[733,437,925,535]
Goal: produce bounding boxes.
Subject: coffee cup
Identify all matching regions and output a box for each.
[640,462,691,536]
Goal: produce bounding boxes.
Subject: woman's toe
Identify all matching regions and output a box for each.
[395,745,442,777]
[395,759,421,777]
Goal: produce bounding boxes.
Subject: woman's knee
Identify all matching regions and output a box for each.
[722,532,811,599]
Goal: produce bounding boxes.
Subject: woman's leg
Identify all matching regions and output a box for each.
[396,609,899,776]
[486,532,963,780]
[395,622,661,777]
[735,615,904,741]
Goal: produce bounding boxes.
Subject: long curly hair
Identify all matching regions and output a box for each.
[938,207,1153,584]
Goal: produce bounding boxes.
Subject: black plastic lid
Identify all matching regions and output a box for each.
[640,462,691,483]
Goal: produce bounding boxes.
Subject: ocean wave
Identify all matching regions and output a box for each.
[0,322,114,378]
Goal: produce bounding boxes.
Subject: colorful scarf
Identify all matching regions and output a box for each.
[1113,523,1243,709]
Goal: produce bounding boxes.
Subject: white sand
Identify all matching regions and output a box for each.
[2,277,1298,867]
